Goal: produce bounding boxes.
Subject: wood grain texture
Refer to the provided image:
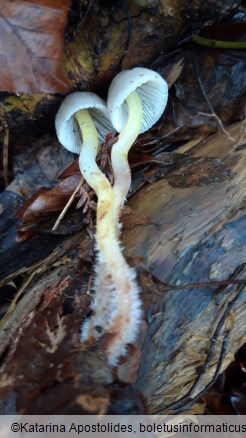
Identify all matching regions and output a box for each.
[122,121,246,413]
[0,123,244,414]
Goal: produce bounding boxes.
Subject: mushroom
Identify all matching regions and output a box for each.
[55,92,142,366]
[55,92,113,193]
[107,67,168,224]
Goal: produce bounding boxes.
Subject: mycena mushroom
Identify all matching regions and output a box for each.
[107,67,168,225]
[55,92,142,365]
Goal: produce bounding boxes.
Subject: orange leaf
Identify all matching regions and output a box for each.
[0,0,71,93]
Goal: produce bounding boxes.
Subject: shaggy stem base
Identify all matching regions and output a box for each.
[75,108,142,365]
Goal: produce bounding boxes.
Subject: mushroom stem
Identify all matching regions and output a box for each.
[75,108,119,237]
[93,224,142,366]
[111,90,143,225]
[75,109,109,194]
[75,108,142,365]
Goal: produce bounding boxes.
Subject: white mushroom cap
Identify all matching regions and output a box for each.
[55,92,115,154]
[107,67,168,134]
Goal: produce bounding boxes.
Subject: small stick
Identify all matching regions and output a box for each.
[196,68,235,142]
[52,178,84,231]
[174,329,230,414]
[198,111,235,142]
[0,270,37,331]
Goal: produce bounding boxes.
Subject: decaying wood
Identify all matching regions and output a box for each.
[0,231,89,355]
[0,122,244,414]
[0,0,245,413]
[121,121,246,413]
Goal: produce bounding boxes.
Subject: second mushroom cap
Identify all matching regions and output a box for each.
[107,67,168,133]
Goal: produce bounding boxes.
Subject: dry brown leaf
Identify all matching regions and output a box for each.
[15,171,91,240]
[0,0,71,93]
[16,173,82,223]
[64,0,239,91]
[15,135,116,240]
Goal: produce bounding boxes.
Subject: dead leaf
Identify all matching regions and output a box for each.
[64,0,239,90]
[153,40,246,143]
[16,174,82,224]
[164,58,184,89]
[0,0,71,93]
[15,171,91,240]
[15,135,115,240]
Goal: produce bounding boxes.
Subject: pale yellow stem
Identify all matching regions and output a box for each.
[75,109,118,238]
[75,108,142,365]
[111,91,143,226]
[75,109,110,194]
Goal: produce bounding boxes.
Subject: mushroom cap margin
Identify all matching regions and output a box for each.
[55,92,115,154]
[107,67,168,134]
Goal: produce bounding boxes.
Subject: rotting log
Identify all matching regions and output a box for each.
[0,123,245,414]
[122,121,246,413]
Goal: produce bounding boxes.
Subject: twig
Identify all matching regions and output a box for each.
[196,67,235,142]
[198,111,235,142]
[199,105,246,150]
[174,328,231,414]
[192,34,246,50]
[52,178,84,231]
[0,270,37,330]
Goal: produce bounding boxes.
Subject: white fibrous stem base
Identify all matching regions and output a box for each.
[81,256,142,366]
[81,189,142,366]
[75,108,142,366]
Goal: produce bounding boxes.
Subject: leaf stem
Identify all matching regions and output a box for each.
[192,35,246,49]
